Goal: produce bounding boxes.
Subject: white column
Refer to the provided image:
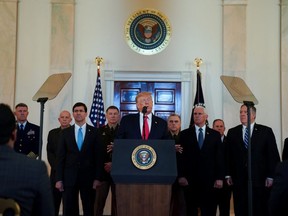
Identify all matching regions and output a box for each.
[281,0,288,152]
[222,0,248,127]
[48,0,75,127]
[0,0,18,106]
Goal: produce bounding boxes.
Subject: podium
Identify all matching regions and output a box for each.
[111,139,177,216]
[32,73,71,159]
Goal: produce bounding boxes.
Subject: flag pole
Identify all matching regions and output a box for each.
[190,58,205,127]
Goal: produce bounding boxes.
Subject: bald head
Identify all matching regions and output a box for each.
[58,110,72,129]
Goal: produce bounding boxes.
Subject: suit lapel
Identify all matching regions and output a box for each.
[136,113,142,139]
[190,126,199,148]
[202,127,210,148]
[81,125,92,151]
[68,125,78,151]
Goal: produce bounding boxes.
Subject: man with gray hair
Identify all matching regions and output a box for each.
[178,105,224,216]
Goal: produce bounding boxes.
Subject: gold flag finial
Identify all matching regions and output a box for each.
[95,56,104,69]
[194,58,203,70]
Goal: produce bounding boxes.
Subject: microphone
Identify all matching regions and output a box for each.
[142,106,148,114]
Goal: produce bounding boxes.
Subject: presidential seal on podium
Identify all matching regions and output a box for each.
[125,9,171,55]
[131,144,157,170]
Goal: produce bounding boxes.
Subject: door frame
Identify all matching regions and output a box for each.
[103,70,193,129]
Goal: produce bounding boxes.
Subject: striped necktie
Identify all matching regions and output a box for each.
[244,127,249,149]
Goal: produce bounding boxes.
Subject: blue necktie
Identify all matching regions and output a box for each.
[198,128,203,149]
[20,124,24,131]
[244,127,249,149]
[77,127,83,150]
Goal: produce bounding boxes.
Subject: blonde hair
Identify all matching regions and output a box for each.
[135,92,152,103]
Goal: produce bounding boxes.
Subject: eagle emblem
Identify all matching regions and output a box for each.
[125,9,171,55]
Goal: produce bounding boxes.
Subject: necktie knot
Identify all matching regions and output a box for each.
[173,134,177,140]
[110,127,115,135]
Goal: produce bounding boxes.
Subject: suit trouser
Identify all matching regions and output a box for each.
[63,183,96,216]
[50,178,62,216]
[213,185,232,216]
[233,184,270,216]
[183,184,216,216]
[94,180,117,216]
[170,183,186,216]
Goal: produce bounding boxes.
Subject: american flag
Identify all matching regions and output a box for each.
[89,67,106,128]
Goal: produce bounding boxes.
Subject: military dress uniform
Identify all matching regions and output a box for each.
[94,124,119,216]
[14,121,40,158]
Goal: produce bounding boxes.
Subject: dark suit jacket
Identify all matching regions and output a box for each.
[282,138,288,161]
[116,113,169,139]
[226,123,280,187]
[0,145,54,216]
[269,160,288,216]
[14,121,40,156]
[56,124,104,187]
[46,127,62,183]
[178,126,225,188]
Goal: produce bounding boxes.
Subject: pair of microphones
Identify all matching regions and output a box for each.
[142,106,148,114]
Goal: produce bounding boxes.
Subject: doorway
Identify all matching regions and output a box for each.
[114,81,181,120]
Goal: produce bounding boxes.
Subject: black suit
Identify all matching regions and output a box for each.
[0,145,54,216]
[14,121,40,157]
[226,123,280,216]
[214,135,232,216]
[282,138,288,161]
[116,113,169,139]
[56,124,105,216]
[46,127,63,216]
[169,132,186,216]
[268,160,288,216]
[178,126,225,216]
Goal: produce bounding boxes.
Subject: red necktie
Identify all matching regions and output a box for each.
[142,116,150,140]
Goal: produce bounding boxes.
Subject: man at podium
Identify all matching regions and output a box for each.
[117,91,169,140]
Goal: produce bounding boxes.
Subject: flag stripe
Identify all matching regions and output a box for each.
[89,68,106,128]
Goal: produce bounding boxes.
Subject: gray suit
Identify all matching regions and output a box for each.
[0,145,54,216]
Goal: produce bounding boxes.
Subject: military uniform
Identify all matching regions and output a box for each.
[14,121,40,158]
[94,124,119,216]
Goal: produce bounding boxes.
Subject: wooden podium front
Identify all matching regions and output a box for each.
[111,139,177,216]
[116,184,171,216]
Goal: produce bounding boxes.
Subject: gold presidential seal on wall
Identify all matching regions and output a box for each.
[131,145,157,170]
[125,9,172,55]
